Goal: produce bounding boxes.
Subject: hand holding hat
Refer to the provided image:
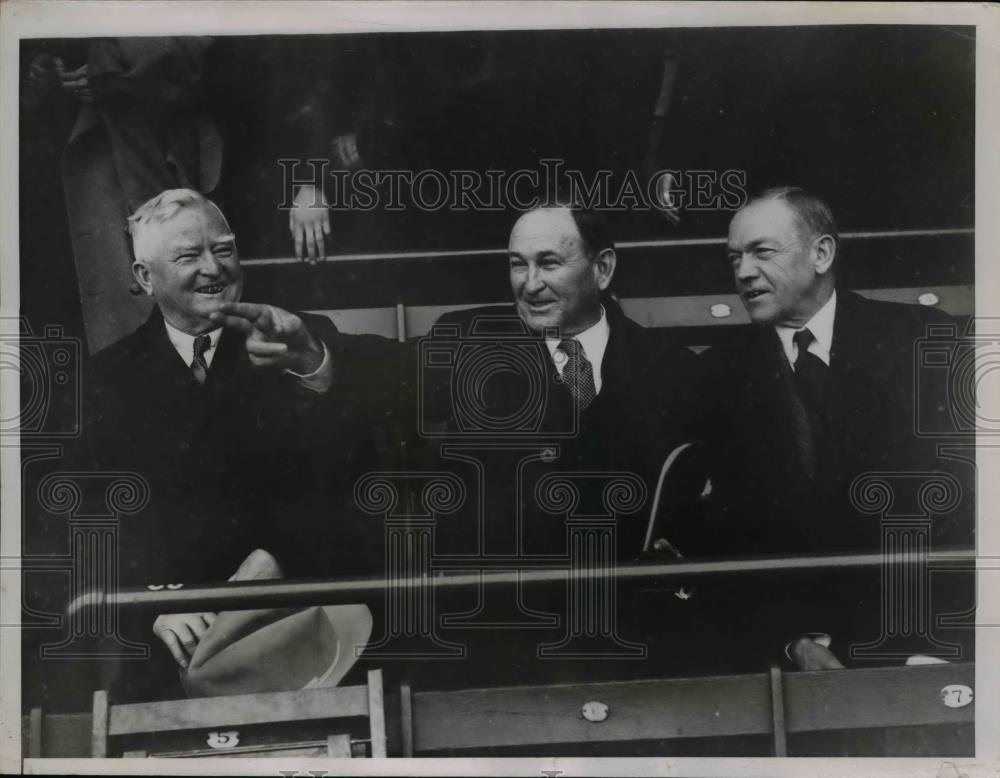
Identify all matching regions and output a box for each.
[180,549,373,698]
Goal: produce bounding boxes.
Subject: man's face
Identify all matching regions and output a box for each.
[727,198,825,327]
[508,208,611,337]
[133,204,243,334]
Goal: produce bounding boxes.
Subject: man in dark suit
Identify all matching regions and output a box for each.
[426,203,701,559]
[701,187,974,678]
[68,188,342,701]
[413,203,704,690]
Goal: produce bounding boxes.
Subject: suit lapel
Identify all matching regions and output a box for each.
[747,326,791,419]
[208,327,251,391]
[593,305,639,419]
[136,310,253,422]
[744,326,817,486]
[825,294,883,457]
[138,309,199,391]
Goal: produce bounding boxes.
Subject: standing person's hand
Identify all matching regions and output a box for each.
[58,64,94,102]
[289,184,330,265]
[29,56,94,102]
[29,54,65,88]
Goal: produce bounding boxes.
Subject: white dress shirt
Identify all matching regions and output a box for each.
[775,290,837,369]
[544,306,610,393]
[164,320,333,393]
[165,321,223,368]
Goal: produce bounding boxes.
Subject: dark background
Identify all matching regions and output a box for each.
[16,25,978,726]
[20,25,975,348]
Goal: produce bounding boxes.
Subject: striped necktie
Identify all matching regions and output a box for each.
[191,334,211,385]
[559,338,597,411]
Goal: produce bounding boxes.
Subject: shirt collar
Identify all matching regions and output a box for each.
[545,306,611,390]
[164,320,223,368]
[775,290,837,367]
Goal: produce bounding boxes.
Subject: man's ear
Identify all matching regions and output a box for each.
[594,248,617,291]
[132,261,154,297]
[813,234,836,276]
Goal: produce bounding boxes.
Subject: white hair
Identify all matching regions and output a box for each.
[128,189,231,264]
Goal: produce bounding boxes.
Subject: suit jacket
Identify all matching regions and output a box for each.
[697,291,974,668]
[381,298,713,691]
[425,296,703,561]
[701,291,972,554]
[66,306,338,701]
[270,329,422,581]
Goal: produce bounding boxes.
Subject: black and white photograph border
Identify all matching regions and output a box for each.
[1,1,999,775]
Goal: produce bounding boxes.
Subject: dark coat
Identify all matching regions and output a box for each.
[696,292,974,669]
[68,306,339,701]
[700,291,973,555]
[271,330,422,581]
[424,297,704,561]
[383,298,711,691]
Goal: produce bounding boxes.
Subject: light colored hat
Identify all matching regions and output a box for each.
[181,549,372,698]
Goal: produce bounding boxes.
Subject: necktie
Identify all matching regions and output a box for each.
[559,338,597,411]
[191,334,211,385]
[792,328,828,410]
[789,328,828,480]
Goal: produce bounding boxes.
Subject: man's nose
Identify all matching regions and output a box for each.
[197,250,222,276]
[524,265,546,294]
[734,253,758,281]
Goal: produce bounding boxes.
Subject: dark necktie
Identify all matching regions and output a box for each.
[792,328,828,410]
[191,334,211,385]
[559,338,597,411]
[789,328,828,480]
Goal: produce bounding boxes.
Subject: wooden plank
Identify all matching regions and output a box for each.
[246,230,972,311]
[783,663,974,732]
[32,713,91,758]
[28,709,42,759]
[411,663,975,753]
[769,665,787,757]
[857,285,973,315]
[400,683,414,757]
[327,734,353,757]
[156,742,329,758]
[91,691,109,758]
[367,669,387,758]
[307,285,972,341]
[222,745,327,758]
[108,684,368,736]
[412,673,773,752]
[244,228,974,268]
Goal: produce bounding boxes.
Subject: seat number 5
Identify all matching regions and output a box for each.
[206,730,240,749]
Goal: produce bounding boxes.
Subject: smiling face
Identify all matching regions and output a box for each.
[132,203,243,334]
[726,197,834,327]
[508,208,615,337]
